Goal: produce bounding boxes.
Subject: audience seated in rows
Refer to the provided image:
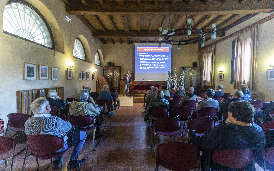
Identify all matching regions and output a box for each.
[145,86,157,105]
[179,87,197,106]
[69,90,103,137]
[195,88,219,112]
[173,86,186,98]
[218,90,243,121]
[110,87,120,109]
[214,85,224,97]
[98,85,113,101]
[25,97,86,170]
[144,90,169,121]
[189,100,266,170]
[241,87,252,101]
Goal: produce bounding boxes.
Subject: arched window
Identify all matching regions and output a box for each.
[73,38,86,61]
[3,1,53,48]
[95,51,101,66]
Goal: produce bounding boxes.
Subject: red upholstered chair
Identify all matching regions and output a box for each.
[200,93,206,99]
[212,149,254,170]
[251,100,264,110]
[197,107,218,119]
[181,100,197,109]
[0,136,17,171]
[149,106,168,119]
[70,115,101,151]
[164,95,170,100]
[261,120,274,132]
[187,117,215,136]
[169,92,174,99]
[50,105,67,121]
[5,113,31,136]
[156,142,200,171]
[22,135,72,171]
[152,117,181,157]
[263,147,274,169]
[168,100,180,110]
[173,106,192,121]
[173,95,183,102]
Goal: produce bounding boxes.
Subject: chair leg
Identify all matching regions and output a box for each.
[22,147,28,171]
[60,156,63,171]
[10,145,16,171]
[43,159,52,171]
[5,122,9,136]
[155,156,158,171]
[35,157,39,171]
[92,125,95,151]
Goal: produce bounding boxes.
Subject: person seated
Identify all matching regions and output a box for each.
[46,90,65,115]
[218,90,243,121]
[144,90,169,121]
[146,86,157,104]
[110,87,120,109]
[69,89,104,136]
[163,88,170,97]
[189,100,266,170]
[195,88,219,112]
[173,86,186,99]
[98,85,113,101]
[241,87,252,101]
[214,85,224,97]
[25,97,86,170]
[179,87,197,106]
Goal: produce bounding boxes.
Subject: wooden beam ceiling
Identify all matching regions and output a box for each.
[93,30,159,39]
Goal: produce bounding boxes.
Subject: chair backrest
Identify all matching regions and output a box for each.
[7,113,31,128]
[261,120,274,132]
[168,100,180,109]
[173,106,191,119]
[212,149,254,168]
[173,95,183,102]
[213,96,222,102]
[164,95,170,100]
[96,99,111,106]
[155,117,181,135]
[197,107,217,118]
[26,135,63,155]
[169,92,174,98]
[181,100,196,109]
[223,93,230,100]
[187,117,215,133]
[50,105,59,114]
[251,100,264,109]
[70,115,94,128]
[0,136,15,155]
[149,106,168,118]
[263,147,274,165]
[200,93,206,99]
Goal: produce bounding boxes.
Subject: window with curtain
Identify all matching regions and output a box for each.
[233,28,254,90]
[73,38,86,60]
[202,46,215,85]
[3,1,53,48]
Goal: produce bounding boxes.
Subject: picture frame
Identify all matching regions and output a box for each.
[24,63,37,80]
[267,69,274,80]
[82,72,86,80]
[52,67,59,80]
[86,72,90,80]
[39,65,48,80]
[67,69,72,80]
[79,71,82,80]
[219,73,224,81]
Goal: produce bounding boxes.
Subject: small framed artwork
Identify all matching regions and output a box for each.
[52,67,59,80]
[79,71,82,80]
[24,63,37,80]
[82,72,86,80]
[86,72,90,80]
[39,65,48,80]
[267,69,274,80]
[67,69,72,80]
[219,73,224,81]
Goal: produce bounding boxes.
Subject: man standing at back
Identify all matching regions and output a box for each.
[123,71,132,96]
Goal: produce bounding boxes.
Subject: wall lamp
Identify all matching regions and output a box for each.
[68,61,74,68]
[92,68,97,80]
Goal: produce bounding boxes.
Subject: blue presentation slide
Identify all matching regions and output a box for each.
[135,46,171,74]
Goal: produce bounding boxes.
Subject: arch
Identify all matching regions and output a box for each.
[97,49,104,64]
[77,35,92,63]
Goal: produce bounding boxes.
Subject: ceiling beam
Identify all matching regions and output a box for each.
[66,1,274,15]
[137,15,141,32]
[119,38,123,44]
[76,15,97,32]
[121,15,130,32]
[201,15,223,31]
[61,0,70,4]
[99,38,107,44]
[217,14,238,28]
[108,15,117,32]
[193,15,210,29]
[93,30,159,38]
[94,15,107,32]
[223,13,258,32]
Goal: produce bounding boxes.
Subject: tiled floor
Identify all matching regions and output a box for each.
[2,103,267,171]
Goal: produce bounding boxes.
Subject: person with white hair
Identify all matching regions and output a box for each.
[179,87,198,105]
[174,86,186,98]
[214,85,224,97]
[98,85,113,101]
[46,89,65,108]
[25,97,86,170]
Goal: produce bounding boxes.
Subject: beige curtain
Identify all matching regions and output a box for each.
[202,46,215,86]
[234,28,255,90]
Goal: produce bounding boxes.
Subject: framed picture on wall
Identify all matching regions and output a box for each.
[82,72,86,80]
[39,65,48,80]
[24,63,37,80]
[86,72,90,80]
[79,71,82,80]
[268,69,274,80]
[67,69,72,80]
[219,73,224,81]
[52,67,59,80]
